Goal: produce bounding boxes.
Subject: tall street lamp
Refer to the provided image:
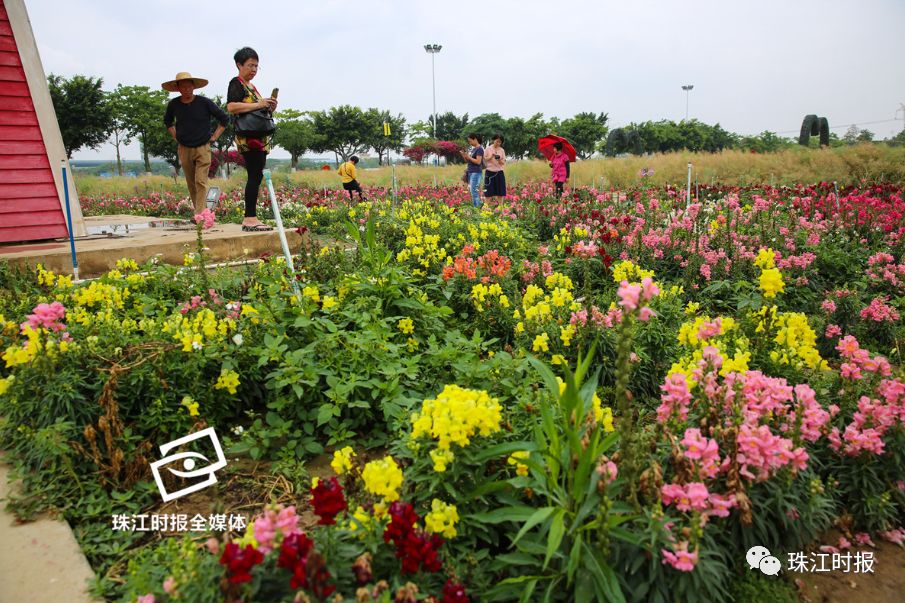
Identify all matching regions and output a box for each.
[682,84,694,121]
[424,44,442,139]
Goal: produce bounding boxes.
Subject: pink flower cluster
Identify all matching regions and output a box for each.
[821,299,837,315]
[571,240,600,258]
[866,252,905,290]
[657,373,692,423]
[681,428,721,478]
[253,505,302,554]
[829,388,905,457]
[617,277,659,321]
[860,296,900,323]
[661,541,698,572]
[836,335,892,380]
[193,207,216,229]
[20,301,67,333]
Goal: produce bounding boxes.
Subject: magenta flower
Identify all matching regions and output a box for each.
[661,541,698,572]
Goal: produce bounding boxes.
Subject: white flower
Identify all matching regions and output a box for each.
[232,333,244,346]
[192,341,203,350]
[226,303,237,311]
[232,426,245,436]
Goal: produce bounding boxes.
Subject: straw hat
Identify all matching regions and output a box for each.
[161,72,209,92]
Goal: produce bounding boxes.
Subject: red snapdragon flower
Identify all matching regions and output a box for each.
[310,476,347,525]
[219,542,264,584]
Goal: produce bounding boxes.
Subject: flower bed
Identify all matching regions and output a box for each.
[2,181,905,602]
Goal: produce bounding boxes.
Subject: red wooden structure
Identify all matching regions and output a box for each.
[0,0,84,243]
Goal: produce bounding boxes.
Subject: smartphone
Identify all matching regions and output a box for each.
[270,87,279,99]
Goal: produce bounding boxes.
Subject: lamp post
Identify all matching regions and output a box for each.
[424,44,442,140]
[681,84,694,121]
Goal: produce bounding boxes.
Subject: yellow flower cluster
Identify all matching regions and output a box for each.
[767,309,829,371]
[162,308,236,352]
[35,264,73,289]
[361,455,404,501]
[533,332,550,352]
[471,282,509,312]
[424,499,459,538]
[507,451,530,476]
[755,248,784,298]
[395,217,448,276]
[754,248,776,270]
[331,446,355,474]
[214,369,241,394]
[181,395,200,417]
[669,315,752,386]
[759,268,785,298]
[71,281,130,311]
[611,260,655,284]
[0,375,13,396]
[397,317,415,334]
[3,326,41,367]
[411,385,502,454]
[302,285,321,303]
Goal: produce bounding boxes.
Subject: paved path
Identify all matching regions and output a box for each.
[0,462,99,603]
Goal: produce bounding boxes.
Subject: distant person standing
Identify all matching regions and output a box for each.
[549,142,569,196]
[162,72,228,213]
[483,134,507,203]
[459,133,484,208]
[338,156,365,201]
[226,47,276,231]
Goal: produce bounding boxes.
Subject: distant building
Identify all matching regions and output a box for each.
[0,0,85,243]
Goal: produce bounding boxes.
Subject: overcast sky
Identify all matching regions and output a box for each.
[24,0,905,160]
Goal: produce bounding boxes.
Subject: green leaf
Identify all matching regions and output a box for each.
[544,509,565,569]
[472,440,539,463]
[468,506,538,525]
[511,507,556,547]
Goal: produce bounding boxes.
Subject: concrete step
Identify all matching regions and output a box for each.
[0,461,100,602]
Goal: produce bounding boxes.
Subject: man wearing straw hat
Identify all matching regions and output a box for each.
[162,72,229,213]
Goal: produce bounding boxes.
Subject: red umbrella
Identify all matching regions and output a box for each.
[537,135,577,162]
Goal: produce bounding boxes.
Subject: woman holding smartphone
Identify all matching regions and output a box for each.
[483,134,506,203]
[459,133,484,208]
[226,46,277,231]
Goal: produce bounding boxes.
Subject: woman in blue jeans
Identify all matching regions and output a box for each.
[459,133,484,207]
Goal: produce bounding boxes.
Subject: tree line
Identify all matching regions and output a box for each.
[46,74,904,175]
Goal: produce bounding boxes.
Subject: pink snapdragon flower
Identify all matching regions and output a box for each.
[661,541,698,572]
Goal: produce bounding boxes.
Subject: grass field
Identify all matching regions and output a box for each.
[74,144,905,198]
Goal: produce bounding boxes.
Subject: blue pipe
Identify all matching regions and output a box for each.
[61,161,79,280]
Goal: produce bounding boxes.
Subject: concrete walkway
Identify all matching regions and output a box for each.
[0,214,304,279]
[0,462,99,602]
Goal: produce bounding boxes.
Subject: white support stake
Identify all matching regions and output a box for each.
[263,169,301,300]
[686,162,693,208]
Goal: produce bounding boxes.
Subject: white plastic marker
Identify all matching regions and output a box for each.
[686,162,693,209]
[262,169,301,301]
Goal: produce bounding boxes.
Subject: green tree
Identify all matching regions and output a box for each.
[273,109,319,170]
[366,108,407,165]
[311,105,373,162]
[506,112,549,159]
[558,112,609,159]
[857,129,875,142]
[432,111,469,141]
[47,74,111,157]
[143,125,179,173]
[114,85,171,172]
[464,112,508,143]
[106,86,131,175]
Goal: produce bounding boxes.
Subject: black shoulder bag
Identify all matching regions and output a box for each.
[233,81,276,138]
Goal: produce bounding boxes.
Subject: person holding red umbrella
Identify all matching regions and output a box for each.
[549,143,569,196]
[537,134,576,197]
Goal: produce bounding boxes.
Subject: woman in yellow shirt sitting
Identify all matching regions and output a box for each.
[337,155,365,201]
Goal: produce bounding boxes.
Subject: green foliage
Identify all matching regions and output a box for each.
[431,110,470,140]
[273,109,319,169]
[365,108,407,165]
[112,84,171,172]
[558,112,609,159]
[310,105,375,161]
[47,74,112,157]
